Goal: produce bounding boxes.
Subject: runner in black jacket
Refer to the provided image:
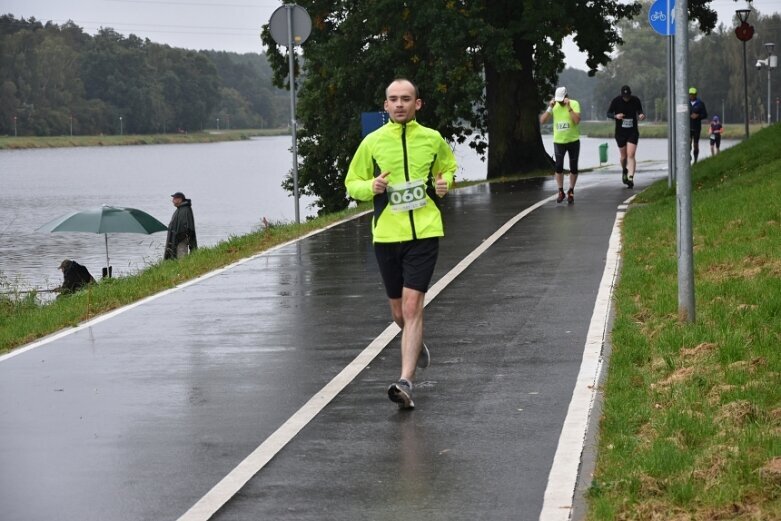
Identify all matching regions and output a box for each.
[607,85,645,189]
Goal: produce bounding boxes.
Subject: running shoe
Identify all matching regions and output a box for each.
[388,379,414,409]
[627,175,634,189]
[556,189,566,203]
[567,188,574,205]
[417,342,430,369]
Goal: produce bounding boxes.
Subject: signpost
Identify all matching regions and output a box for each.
[649,0,694,322]
[269,4,312,224]
[649,0,676,187]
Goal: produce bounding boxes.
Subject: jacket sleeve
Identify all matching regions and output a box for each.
[606,98,617,119]
[434,134,458,189]
[345,140,376,202]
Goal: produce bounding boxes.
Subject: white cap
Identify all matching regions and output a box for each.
[554,87,567,102]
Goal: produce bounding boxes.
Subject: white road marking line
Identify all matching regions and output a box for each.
[538,205,625,521]
[177,193,557,521]
[0,211,371,364]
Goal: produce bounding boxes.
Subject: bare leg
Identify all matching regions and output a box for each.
[619,145,628,171]
[626,142,638,178]
[555,172,564,190]
[569,172,578,190]
[398,288,425,382]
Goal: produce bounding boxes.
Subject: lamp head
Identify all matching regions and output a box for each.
[765,42,775,55]
[736,8,751,23]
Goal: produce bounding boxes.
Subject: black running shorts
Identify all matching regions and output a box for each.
[374,237,439,299]
[554,140,580,175]
[615,130,639,148]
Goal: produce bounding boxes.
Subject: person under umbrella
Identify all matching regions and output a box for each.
[164,192,197,259]
[37,205,168,278]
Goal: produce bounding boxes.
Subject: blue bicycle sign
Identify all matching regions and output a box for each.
[650,10,666,22]
[649,0,675,36]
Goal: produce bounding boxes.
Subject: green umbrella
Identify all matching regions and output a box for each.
[37,205,168,273]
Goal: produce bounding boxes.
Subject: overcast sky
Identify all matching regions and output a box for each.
[2,0,779,70]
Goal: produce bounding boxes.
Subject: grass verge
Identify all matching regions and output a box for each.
[0,129,288,150]
[588,124,781,519]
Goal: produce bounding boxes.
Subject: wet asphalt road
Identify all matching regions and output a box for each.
[0,166,666,521]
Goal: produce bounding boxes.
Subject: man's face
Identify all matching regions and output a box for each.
[384,81,421,123]
[689,93,696,101]
[172,197,183,207]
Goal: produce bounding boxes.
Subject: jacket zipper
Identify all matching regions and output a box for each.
[401,123,417,240]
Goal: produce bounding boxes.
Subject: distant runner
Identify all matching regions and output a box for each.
[709,115,723,156]
[607,85,645,189]
[688,87,708,163]
[345,78,457,410]
[540,86,581,204]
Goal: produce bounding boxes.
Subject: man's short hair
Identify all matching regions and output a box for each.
[386,78,420,99]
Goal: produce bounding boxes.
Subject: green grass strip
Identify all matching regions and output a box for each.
[588,124,781,519]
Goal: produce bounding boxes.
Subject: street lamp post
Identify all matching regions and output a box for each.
[216,117,220,130]
[735,7,754,139]
[756,43,777,125]
[70,114,73,136]
[119,116,123,136]
[13,115,17,137]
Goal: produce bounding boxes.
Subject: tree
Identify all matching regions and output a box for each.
[0,15,320,137]
[263,1,720,214]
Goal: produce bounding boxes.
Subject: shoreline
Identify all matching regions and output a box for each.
[0,128,289,150]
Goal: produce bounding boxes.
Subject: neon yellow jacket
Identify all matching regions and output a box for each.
[345,119,457,243]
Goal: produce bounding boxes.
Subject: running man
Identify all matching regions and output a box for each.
[709,115,723,156]
[688,87,708,163]
[345,78,457,410]
[539,86,581,204]
[607,85,645,189]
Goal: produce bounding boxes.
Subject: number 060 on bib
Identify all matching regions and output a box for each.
[387,179,428,212]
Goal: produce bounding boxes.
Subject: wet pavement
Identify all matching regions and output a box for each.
[0,165,666,521]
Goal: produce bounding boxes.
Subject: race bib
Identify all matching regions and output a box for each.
[622,118,634,128]
[556,122,570,131]
[387,179,427,212]
[710,133,716,140]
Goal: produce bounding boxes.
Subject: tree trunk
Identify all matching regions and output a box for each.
[484,42,553,179]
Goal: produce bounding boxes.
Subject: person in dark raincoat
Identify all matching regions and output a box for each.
[56,259,95,295]
[164,192,197,259]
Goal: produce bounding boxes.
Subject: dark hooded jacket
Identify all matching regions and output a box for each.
[164,199,197,259]
[59,260,95,294]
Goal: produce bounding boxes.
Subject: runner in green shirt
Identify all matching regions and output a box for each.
[539,86,581,204]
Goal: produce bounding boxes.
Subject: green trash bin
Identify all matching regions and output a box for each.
[599,142,608,164]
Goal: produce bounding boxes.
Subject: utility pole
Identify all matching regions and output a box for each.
[674,0,695,323]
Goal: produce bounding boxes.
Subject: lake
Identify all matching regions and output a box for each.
[0,134,733,292]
